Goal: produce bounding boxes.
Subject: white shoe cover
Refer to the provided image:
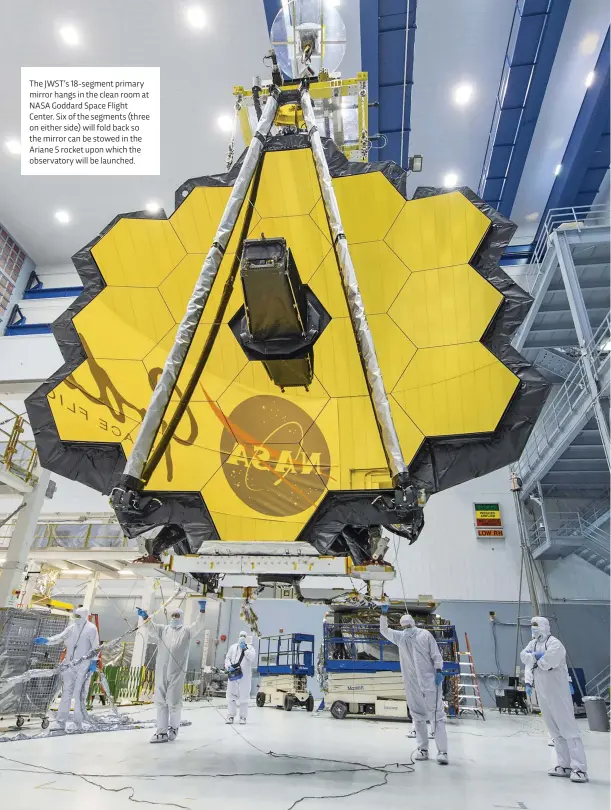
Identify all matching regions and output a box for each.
[548,766,571,777]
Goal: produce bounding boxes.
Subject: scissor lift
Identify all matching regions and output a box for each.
[256,633,315,712]
[323,604,460,721]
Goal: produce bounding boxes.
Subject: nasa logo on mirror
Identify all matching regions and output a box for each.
[220,396,330,517]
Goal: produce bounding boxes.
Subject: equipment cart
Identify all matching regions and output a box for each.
[323,603,459,721]
[256,633,315,711]
[0,607,69,729]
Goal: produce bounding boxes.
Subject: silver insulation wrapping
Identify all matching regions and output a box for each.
[299,87,408,478]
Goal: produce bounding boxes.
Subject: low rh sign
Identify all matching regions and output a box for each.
[474,502,504,538]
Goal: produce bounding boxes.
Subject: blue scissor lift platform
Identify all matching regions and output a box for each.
[256,633,316,712]
[322,604,459,720]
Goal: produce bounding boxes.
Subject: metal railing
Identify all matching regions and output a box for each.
[527,507,610,560]
[88,665,155,705]
[553,510,610,546]
[585,664,610,699]
[87,666,217,706]
[516,314,610,486]
[0,402,38,486]
[573,499,611,527]
[0,519,139,550]
[528,204,610,294]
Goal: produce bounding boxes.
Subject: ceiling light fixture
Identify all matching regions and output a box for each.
[217,115,233,133]
[442,172,459,189]
[145,201,162,214]
[54,209,71,225]
[585,71,595,88]
[554,164,562,177]
[185,4,206,29]
[4,138,21,156]
[58,24,80,46]
[524,212,540,222]
[453,83,474,106]
[118,570,134,576]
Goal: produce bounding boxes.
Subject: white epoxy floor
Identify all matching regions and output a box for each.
[0,701,608,810]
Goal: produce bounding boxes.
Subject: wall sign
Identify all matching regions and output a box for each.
[474,502,504,538]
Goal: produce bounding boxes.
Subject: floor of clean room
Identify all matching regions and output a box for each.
[0,700,608,810]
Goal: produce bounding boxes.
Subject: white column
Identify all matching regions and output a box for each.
[82,571,100,611]
[0,468,51,608]
[130,577,156,668]
[200,599,219,669]
[19,563,42,608]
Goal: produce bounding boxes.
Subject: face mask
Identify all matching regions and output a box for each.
[170,618,182,628]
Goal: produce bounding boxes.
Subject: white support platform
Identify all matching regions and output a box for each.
[168,552,395,581]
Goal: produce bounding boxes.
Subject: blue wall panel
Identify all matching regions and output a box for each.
[542,28,610,214]
[361,0,418,168]
[479,0,571,215]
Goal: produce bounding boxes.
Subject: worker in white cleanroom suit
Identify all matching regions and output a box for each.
[380,608,448,764]
[34,606,99,730]
[521,616,588,783]
[137,602,206,743]
[225,630,256,724]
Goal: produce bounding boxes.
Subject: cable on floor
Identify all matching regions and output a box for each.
[285,771,389,809]
[0,734,417,810]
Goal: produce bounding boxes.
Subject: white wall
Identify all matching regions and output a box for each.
[0,473,113,519]
[385,466,524,603]
[13,297,76,325]
[34,263,81,289]
[45,476,113,515]
[503,263,537,293]
[0,256,35,332]
[543,555,610,602]
[383,465,610,605]
[0,334,64,392]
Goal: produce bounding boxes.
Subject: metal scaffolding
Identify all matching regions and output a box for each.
[512,204,610,573]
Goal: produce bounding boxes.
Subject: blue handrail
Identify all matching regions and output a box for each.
[258,633,315,677]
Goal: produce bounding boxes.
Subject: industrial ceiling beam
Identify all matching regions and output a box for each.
[360,0,418,168]
[479,0,571,215]
[539,28,610,218]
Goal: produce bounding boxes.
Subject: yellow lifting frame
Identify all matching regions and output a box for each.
[233,72,369,162]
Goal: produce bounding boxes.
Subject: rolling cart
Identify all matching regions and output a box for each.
[0,607,69,729]
[256,633,315,711]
